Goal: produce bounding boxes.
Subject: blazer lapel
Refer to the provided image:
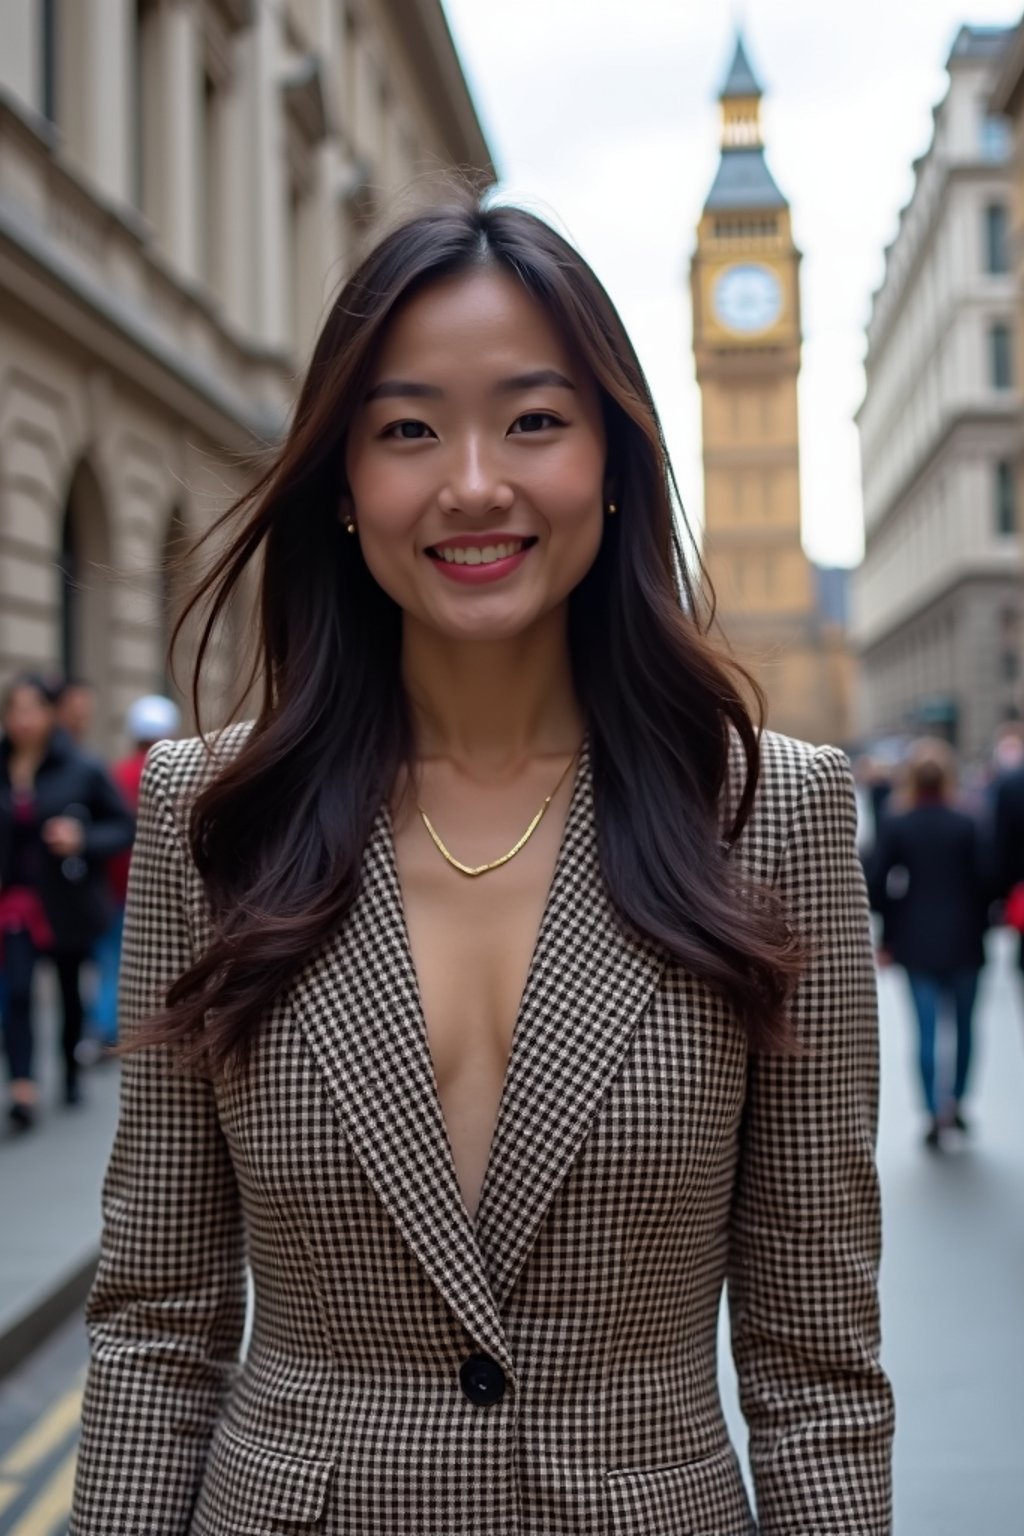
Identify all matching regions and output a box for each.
[287,807,513,1373]
[472,743,665,1307]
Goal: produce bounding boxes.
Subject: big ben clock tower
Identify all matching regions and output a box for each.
[690,34,850,745]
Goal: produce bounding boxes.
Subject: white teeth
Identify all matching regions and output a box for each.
[433,538,526,566]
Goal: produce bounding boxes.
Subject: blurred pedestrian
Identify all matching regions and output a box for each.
[991,719,1024,780]
[54,675,98,747]
[852,752,893,867]
[869,738,990,1149]
[0,673,134,1129]
[89,695,181,1046]
[992,739,1024,967]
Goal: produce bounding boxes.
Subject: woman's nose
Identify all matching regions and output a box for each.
[439,437,513,518]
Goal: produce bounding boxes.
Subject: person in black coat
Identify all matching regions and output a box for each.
[868,738,990,1149]
[992,760,1024,965]
[0,673,134,1128]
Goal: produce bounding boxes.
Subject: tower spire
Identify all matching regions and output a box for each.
[718,30,764,149]
[720,32,762,101]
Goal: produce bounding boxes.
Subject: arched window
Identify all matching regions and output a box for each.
[160,507,192,705]
[58,460,112,737]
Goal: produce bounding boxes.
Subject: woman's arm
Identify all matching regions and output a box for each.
[71,741,247,1535]
[727,746,895,1535]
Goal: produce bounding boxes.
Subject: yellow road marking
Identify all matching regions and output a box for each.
[0,1383,82,1478]
[0,1478,21,1517]
[5,1444,77,1536]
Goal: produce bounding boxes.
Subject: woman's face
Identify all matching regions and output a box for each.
[3,685,55,751]
[344,267,607,645]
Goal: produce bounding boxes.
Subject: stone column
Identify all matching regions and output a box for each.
[56,0,134,203]
[240,4,288,349]
[218,31,252,334]
[0,0,39,107]
[158,0,202,284]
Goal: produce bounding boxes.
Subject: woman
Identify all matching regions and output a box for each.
[0,673,134,1127]
[72,200,893,1535]
[870,738,989,1149]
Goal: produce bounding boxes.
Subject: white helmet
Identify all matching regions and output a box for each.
[125,694,181,744]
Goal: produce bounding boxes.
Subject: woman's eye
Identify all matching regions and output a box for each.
[384,420,434,440]
[510,412,561,434]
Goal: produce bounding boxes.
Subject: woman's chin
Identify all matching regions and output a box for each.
[414,594,552,646]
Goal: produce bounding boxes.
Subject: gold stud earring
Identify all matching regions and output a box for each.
[343,516,356,535]
[606,500,618,516]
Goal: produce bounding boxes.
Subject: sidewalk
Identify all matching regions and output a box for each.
[0,965,121,1378]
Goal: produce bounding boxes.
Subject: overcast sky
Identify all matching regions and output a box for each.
[440,1,1023,567]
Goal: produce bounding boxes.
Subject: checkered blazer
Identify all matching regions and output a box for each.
[71,724,893,1535]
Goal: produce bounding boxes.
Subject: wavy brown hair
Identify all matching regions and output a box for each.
[140,195,803,1071]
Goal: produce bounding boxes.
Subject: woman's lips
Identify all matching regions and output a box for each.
[425,535,537,585]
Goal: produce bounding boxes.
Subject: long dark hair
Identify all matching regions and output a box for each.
[143,195,803,1071]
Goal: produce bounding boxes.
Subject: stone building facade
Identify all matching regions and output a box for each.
[992,13,1024,587]
[852,26,1023,759]
[0,0,493,752]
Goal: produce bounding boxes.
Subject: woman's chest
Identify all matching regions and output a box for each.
[213,964,749,1234]
[390,803,567,1215]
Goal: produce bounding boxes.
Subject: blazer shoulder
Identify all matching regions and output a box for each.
[724,728,851,882]
[144,720,255,828]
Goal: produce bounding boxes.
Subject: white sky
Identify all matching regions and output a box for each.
[440,0,1023,567]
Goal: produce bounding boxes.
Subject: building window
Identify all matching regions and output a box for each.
[989,322,1014,390]
[980,112,1011,162]
[133,0,160,219]
[1000,609,1021,684]
[985,203,1010,274]
[41,0,58,123]
[199,67,227,294]
[996,461,1018,535]
[712,217,779,241]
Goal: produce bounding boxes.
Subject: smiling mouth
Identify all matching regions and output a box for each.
[425,537,538,567]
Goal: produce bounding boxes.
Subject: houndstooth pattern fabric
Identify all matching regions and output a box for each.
[71,724,893,1535]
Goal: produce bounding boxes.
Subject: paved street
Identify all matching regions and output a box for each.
[0,963,119,1374]
[1,936,1023,1534]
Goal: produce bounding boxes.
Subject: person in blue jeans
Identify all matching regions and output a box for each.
[89,695,181,1046]
[868,738,991,1149]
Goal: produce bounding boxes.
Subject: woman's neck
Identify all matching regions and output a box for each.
[401,610,584,770]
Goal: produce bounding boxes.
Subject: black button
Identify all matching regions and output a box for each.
[459,1352,506,1406]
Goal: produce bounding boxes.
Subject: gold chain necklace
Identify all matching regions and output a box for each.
[417,743,583,879]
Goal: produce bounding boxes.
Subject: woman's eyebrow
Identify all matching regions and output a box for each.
[364,379,443,402]
[363,369,576,403]
[496,369,576,393]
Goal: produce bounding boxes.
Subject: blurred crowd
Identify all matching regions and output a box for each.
[856,720,1024,1151]
[0,672,180,1133]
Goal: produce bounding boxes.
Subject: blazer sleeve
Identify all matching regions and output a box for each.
[71,742,247,1536]
[727,746,895,1535]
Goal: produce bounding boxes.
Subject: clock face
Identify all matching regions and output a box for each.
[713,264,783,334]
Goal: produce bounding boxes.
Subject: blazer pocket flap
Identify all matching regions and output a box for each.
[605,1443,754,1535]
[194,1422,335,1532]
